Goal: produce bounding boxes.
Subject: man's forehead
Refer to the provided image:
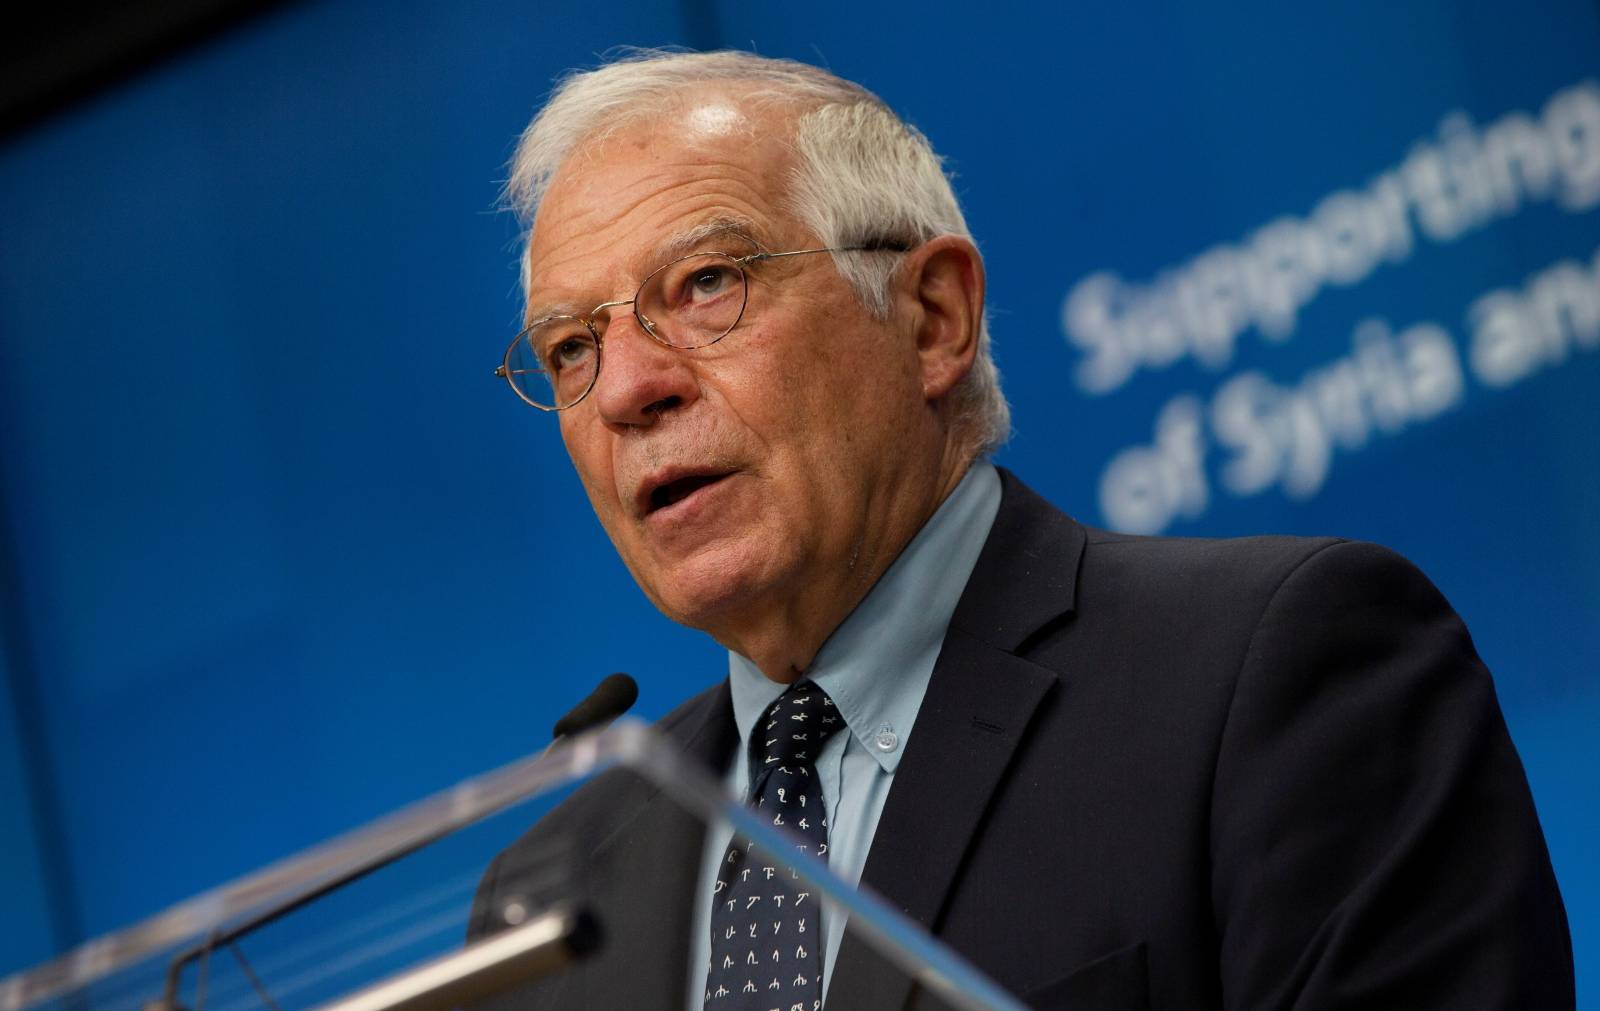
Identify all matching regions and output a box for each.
[521,97,806,311]
[543,95,789,204]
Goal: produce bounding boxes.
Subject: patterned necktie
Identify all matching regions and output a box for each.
[704,680,844,1011]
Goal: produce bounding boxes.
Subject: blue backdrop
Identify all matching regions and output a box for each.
[0,0,1594,999]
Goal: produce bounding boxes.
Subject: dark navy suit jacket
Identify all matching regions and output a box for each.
[470,469,1573,1009]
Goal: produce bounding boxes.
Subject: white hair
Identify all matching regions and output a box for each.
[505,49,1010,456]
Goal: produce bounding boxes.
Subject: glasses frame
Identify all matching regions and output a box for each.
[495,243,903,411]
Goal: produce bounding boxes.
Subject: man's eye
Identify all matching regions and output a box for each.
[545,335,595,372]
[686,266,736,300]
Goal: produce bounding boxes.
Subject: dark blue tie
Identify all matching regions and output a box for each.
[704,680,844,1010]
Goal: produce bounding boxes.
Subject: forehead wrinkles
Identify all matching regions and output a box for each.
[537,175,772,277]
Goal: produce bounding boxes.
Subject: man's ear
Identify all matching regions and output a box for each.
[899,236,985,404]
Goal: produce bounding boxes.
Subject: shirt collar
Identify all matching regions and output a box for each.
[728,462,1002,773]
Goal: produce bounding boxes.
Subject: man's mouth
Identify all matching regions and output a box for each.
[641,471,734,516]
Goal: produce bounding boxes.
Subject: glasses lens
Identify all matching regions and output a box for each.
[636,253,748,349]
[505,317,599,409]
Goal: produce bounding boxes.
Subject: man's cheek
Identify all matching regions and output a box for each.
[572,465,624,535]
[561,432,612,504]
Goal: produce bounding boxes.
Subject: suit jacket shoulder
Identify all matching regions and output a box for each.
[840,468,1572,1010]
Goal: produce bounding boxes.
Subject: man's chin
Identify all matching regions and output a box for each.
[637,556,778,639]
[650,582,759,636]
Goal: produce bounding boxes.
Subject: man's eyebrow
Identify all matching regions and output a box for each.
[524,217,767,323]
[650,217,767,263]
[523,298,576,325]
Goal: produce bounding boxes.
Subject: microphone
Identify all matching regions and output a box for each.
[551,672,638,740]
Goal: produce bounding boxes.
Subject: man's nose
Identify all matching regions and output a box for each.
[589,312,699,425]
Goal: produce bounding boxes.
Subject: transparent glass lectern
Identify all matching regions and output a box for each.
[1,718,1029,1011]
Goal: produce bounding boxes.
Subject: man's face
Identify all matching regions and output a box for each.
[526,100,941,653]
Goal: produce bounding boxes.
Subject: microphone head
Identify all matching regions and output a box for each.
[551,672,639,739]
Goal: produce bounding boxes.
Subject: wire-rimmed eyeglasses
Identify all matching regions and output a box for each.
[494,243,904,411]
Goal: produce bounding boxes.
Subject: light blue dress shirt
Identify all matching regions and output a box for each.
[688,462,1002,1008]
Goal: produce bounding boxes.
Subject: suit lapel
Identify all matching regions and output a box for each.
[669,679,741,768]
[579,683,738,1008]
[827,468,1088,1009]
[946,468,1086,652]
[827,635,1061,1008]
[591,680,739,862]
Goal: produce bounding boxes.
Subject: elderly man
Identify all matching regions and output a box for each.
[469,50,1572,1010]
